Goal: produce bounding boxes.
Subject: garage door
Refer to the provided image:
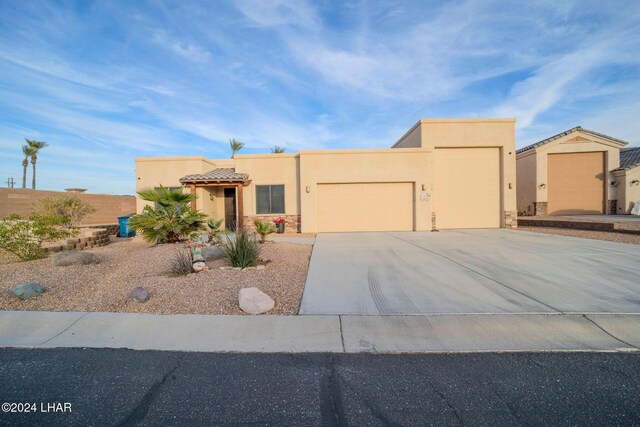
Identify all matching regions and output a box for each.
[317,183,414,232]
[434,148,501,229]
[548,152,605,215]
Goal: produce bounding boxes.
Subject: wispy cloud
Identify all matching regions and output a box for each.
[0,0,639,193]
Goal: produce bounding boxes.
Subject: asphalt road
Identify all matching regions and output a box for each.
[1,349,639,426]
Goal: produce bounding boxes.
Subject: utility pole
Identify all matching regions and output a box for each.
[5,177,15,188]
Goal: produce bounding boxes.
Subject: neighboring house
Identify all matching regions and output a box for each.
[613,146,640,214]
[516,127,631,216]
[135,118,517,233]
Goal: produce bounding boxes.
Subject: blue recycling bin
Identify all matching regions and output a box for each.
[117,213,136,237]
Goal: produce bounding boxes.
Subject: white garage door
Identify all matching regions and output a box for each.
[317,183,414,232]
[434,148,501,229]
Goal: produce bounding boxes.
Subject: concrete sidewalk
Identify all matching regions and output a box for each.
[1,311,639,353]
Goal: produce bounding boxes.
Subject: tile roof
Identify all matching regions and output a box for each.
[616,146,640,171]
[516,126,629,154]
[180,168,249,183]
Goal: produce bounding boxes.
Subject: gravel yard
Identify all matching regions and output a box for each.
[0,237,312,315]
[516,226,640,245]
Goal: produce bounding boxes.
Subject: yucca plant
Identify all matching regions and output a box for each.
[219,229,261,268]
[170,246,194,276]
[253,219,276,243]
[128,186,207,243]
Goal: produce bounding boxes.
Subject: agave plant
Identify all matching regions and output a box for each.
[253,219,276,243]
[128,186,207,243]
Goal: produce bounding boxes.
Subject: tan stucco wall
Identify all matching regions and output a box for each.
[134,156,224,214]
[516,152,537,214]
[234,154,300,216]
[0,188,136,224]
[299,148,430,232]
[615,167,640,213]
[519,133,623,210]
[417,119,518,227]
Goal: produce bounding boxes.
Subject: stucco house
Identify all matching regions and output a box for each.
[613,146,640,214]
[135,118,517,233]
[516,127,637,216]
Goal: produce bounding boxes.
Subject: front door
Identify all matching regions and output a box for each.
[224,188,237,231]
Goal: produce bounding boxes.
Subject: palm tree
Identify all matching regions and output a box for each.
[128,186,207,243]
[271,145,286,153]
[21,144,35,189]
[229,138,244,158]
[25,139,48,190]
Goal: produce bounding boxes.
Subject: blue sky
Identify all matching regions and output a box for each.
[1,0,639,195]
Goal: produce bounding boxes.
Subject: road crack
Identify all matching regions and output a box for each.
[117,354,184,426]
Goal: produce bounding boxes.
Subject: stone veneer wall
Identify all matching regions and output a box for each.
[244,215,301,233]
[504,211,518,228]
[608,200,617,215]
[46,228,111,253]
[533,202,548,216]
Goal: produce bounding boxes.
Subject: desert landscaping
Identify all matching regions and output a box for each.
[0,236,312,315]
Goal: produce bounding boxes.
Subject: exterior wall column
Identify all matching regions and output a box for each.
[190,184,196,210]
[237,183,244,230]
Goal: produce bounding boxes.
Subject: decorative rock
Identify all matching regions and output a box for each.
[131,287,150,303]
[233,267,242,271]
[239,287,275,314]
[256,265,266,270]
[11,282,44,300]
[202,246,224,260]
[51,251,99,267]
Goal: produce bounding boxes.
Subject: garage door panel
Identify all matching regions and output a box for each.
[317,183,414,232]
[434,148,501,229]
[548,152,604,215]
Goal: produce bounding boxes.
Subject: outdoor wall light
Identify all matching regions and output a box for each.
[611,181,618,187]
[421,184,426,191]
[538,183,546,189]
[306,186,311,193]
[631,180,640,186]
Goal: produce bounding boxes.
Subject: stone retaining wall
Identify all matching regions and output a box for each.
[517,218,640,235]
[46,228,111,253]
[80,223,119,235]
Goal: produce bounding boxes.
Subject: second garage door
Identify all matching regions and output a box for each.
[316,183,414,232]
[547,152,605,215]
[434,147,501,229]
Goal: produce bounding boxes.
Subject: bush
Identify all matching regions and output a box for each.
[170,246,193,276]
[219,229,261,268]
[253,219,276,243]
[207,218,225,243]
[128,186,207,243]
[0,213,76,261]
[37,196,96,228]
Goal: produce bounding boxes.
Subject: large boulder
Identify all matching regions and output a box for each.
[131,287,150,303]
[11,282,44,300]
[202,246,224,261]
[239,287,275,315]
[52,251,99,267]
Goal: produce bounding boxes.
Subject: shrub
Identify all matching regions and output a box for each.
[36,196,96,228]
[219,229,261,268]
[128,186,207,243]
[0,213,76,261]
[253,219,276,243]
[207,218,225,243]
[170,246,193,276]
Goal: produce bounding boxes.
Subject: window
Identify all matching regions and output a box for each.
[256,185,285,214]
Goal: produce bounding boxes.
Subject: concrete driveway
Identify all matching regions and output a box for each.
[299,230,640,315]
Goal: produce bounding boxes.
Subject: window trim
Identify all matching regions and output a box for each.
[255,184,285,214]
